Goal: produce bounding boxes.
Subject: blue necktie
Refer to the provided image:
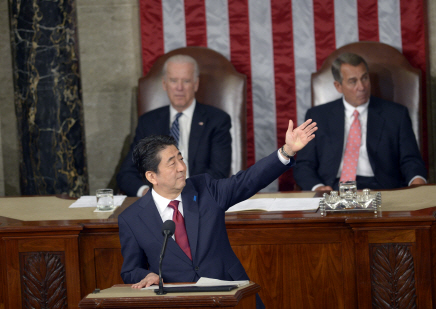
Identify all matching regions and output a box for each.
[170,113,183,146]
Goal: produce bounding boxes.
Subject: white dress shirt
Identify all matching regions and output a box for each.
[151,190,183,240]
[169,99,196,178]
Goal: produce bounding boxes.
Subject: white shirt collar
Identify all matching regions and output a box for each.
[151,188,182,216]
[170,99,196,122]
[342,97,369,118]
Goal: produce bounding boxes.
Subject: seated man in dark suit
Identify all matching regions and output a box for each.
[117,55,232,196]
[294,52,427,191]
[118,119,317,309]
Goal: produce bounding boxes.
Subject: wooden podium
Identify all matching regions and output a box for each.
[78,283,260,309]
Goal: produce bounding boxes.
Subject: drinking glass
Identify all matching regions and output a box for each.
[339,180,357,198]
[96,189,114,211]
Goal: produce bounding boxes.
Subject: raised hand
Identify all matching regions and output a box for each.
[284,119,317,154]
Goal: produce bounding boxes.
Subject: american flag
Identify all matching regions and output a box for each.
[139,0,427,191]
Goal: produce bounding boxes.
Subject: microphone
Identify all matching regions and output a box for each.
[156,220,175,295]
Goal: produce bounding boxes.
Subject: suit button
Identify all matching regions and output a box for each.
[195,266,199,271]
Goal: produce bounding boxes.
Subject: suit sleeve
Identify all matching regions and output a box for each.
[204,112,232,179]
[293,109,325,190]
[119,215,152,283]
[203,151,294,210]
[398,107,427,183]
[117,120,149,196]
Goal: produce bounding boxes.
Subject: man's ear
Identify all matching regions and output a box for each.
[162,78,167,91]
[146,171,157,186]
[193,77,199,93]
[334,80,343,94]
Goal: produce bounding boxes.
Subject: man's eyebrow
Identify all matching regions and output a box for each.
[166,152,182,163]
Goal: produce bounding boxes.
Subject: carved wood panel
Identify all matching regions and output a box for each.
[3,235,81,309]
[370,243,417,309]
[20,251,68,308]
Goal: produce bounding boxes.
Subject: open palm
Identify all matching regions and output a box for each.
[285,119,317,153]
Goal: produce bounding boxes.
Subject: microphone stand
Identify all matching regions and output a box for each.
[156,220,175,295]
[157,232,170,295]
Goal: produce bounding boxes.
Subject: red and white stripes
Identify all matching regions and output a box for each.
[139,0,427,191]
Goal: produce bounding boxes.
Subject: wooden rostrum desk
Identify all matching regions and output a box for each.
[1,186,436,308]
[78,283,260,308]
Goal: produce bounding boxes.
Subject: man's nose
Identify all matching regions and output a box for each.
[176,81,183,90]
[177,159,186,171]
[356,80,365,90]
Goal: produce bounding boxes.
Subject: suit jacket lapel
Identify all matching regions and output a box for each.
[138,192,192,264]
[328,100,345,173]
[181,182,199,262]
[366,97,384,164]
[157,107,171,135]
[188,104,206,172]
[137,193,164,243]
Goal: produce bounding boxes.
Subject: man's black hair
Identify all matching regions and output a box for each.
[132,135,178,187]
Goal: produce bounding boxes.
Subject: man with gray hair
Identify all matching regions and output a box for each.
[117,55,232,196]
[294,52,426,191]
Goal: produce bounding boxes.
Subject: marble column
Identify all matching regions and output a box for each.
[9,0,88,196]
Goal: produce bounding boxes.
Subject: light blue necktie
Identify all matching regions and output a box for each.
[170,113,183,146]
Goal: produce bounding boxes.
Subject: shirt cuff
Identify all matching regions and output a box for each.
[408,176,427,186]
[311,183,325,191]
[137,185,150,197]
[277,150,290,165]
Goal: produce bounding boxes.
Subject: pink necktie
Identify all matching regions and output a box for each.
[167,200,192,260]
[340,110,361,182]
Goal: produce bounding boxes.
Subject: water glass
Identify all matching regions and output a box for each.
[339,180,357,198]
[96,189,114,211]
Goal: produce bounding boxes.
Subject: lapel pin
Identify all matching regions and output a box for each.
[193,196,197,201]
[198,122,204,126]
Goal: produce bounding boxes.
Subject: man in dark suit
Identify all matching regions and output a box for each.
[294,52,426,191]
[117,54,232,197]
[118,119,317,309]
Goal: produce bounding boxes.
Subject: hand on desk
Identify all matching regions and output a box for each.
[410,178,426,186]
[315,185,333,192]
[131,272,159,288]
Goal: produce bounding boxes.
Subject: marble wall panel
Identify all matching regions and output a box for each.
[9,0,88,196]
[76,0,141,194]
[0,0,19,196]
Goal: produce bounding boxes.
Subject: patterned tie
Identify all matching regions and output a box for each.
[340,110,361,182]
[169,113,183,146]
[167,200,192,260]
